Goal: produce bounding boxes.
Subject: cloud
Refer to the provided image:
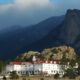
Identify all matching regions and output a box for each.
[0,0,53,14]
[0,0,80,29]
[0,4,12,13]
[15,0,51,9]
[0,0,55,29]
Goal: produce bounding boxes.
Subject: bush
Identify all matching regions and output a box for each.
[3,76,7,80]
[10,71,19,79]
[65,69,76,79]
[40,78,44,80]
[54,73,59,79]
[63,74,67,78]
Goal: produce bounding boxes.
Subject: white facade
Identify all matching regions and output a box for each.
[42,63,64,75]
[6,64,22,75]
[5,61,64,76]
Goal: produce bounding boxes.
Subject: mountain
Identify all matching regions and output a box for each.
[28,9,80,53]
[1,9,80,60]
[0,16,64,60]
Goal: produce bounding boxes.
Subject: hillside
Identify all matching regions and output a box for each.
[15,46,76,61]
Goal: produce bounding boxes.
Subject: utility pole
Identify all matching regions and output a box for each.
[32,56,36,75]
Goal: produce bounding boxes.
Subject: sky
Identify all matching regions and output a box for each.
[0,0,80,29]
[0,0,14,4]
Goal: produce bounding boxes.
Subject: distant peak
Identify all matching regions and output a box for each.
[64,9,80,21]
[67,9,80,14]
[67,9,80,13]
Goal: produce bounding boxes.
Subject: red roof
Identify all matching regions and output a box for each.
[10,60,61,65]
[10,61,22,65]
[36,60,60,64]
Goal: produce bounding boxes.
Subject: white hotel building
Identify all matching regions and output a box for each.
[5,60,64,76]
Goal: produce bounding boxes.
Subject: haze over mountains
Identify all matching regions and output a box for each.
[0,15,64,59]
[0,9,80,60]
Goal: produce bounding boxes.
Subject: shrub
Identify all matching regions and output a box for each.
[10,71,19,79]
[54,73,59,79]
[65,69,76,79]
[40,77,44,80]
[3,76,7,80]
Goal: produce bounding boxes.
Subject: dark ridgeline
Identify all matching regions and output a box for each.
[28,9,80,53]
[0,15,64,60]
[26,9,80,53]
[0,9,80,60]
[30,9,80,49]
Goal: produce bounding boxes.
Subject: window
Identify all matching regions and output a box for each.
[35,71,37,72]
[18,71,20,74]
[56,71,58,73]
[7,72,10,74]
[51,70,53,73]
[54,71,58,74]
[60,71,63,74]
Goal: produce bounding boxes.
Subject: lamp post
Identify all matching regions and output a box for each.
[32,56,36,75]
